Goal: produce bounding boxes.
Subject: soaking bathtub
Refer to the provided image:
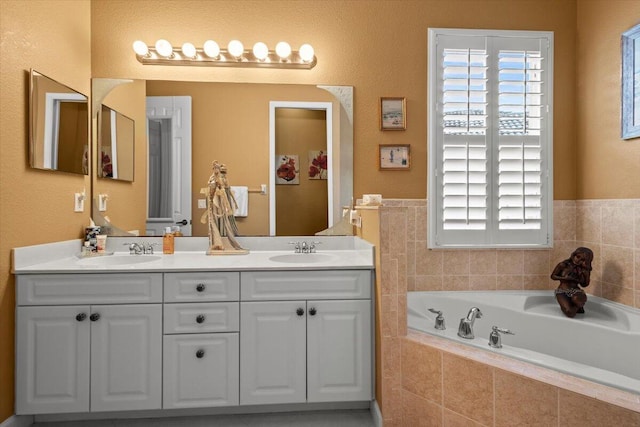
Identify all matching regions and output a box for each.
[407,291,640,395]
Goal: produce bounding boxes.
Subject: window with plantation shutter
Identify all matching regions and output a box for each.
[428,29,553,248]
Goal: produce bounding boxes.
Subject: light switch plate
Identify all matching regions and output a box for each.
[98,194,108,212]
[74,193,84,212]
[198,199,207,209]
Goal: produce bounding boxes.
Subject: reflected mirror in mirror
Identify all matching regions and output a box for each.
[98,105,135,181]
[30,69,89,175]
[91,79,353,237]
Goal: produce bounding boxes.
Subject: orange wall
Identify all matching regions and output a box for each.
[576,0,640,198]
[91,0,579,200]
[0,0,92,422]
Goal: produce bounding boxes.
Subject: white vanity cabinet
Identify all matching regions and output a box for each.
[162,272,240,409]
[239,270,372,405]
[15,274,163,415]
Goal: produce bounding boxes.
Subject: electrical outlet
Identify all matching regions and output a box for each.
[98,194,108,212]
[198,199,207,209]
[74,193,85,212]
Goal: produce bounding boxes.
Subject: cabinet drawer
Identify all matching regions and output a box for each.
[164,272,239,302]
[241,270,372,301]
[17,274,163,306]
[164,303,239,334]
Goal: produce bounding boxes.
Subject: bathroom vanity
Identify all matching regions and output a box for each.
[12,237,374,419]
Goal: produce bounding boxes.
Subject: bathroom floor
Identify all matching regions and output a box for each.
[32,409,375,427]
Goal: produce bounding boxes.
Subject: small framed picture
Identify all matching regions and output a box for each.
[379,144,410,170]
[380,97,406,130]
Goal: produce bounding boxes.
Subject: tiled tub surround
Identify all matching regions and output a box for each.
[375,199,640,426]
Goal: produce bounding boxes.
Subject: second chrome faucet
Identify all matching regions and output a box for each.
[457,306,482,339]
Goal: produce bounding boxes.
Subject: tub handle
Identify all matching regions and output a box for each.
[489,326,515,349]
[428,308,446,330]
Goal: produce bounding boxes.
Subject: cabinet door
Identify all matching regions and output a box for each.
[307,300,372,402]
[90,304,162,412]
[240,301,306,405]
[163,333,239,409]
[16,306,90,414]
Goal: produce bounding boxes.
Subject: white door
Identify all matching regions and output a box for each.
[240,301,306,405]
[146,96,192,236]
[90,304,162,412]
[163,333,239,409]
[15,306,90,414]
[307,300,372,402]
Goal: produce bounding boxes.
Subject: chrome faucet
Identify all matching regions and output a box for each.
[457,307,482,339]
[301,241,309,253]
[488,326,515,349]
[124,242,144,255]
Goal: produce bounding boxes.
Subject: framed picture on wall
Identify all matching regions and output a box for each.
[622,23,640,139]
[275,154,299,184]
[379,144,410,170]
[379,97,406,130]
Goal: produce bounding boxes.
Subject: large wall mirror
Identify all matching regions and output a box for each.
[30,69,89,175]
[91,79,353,237]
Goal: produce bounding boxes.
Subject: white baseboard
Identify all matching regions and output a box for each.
[0,415,33,427]
[371,400,383,427]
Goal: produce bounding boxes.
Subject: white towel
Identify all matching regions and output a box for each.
[230,186,249,217]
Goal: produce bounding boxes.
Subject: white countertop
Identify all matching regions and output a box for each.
[13,237,375,274]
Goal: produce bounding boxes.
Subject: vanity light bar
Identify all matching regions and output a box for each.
[133,39,317,70]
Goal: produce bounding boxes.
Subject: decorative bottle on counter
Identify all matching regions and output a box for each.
[163,227,174,254]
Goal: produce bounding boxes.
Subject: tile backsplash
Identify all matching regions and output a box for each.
[380,199,639,308]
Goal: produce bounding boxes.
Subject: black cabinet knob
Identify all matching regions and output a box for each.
[309,307,317,316]
[76,313,87,322]
[196,314,206,324]
[196,283,206,292]
[296,307,304,316]
[89,313,100,322]
[196,349,205,358]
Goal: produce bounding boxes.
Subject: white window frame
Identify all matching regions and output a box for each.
[428,28,554,249]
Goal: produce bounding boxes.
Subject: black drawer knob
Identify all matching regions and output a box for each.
[196,349,205,358]
[196,314,206,324]
[296,307,304,316]
[76,313,87,322]
[89,313,100,322]
[308,307,317,316]
[196,283,206,292]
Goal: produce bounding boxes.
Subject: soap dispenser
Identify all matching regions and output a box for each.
[163,227,174,254]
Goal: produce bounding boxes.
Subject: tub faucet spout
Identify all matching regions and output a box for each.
[458,307,482,339]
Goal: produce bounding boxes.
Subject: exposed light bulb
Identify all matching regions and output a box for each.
[299,44,315,62]
[203,40,220,58]
[181,42,197,59]
[252,42,269,61]
[228,40,244,58]
[275,41,291,59]
[155,39,173,58]
[132,40,149,56]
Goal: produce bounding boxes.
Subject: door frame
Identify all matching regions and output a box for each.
[269,101,333,236]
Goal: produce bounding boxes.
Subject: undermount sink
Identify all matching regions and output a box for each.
[269,253,335,264]
[77,255,162,266]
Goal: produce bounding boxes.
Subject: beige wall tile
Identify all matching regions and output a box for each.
[497,250,524,274]
[380,255,398,295]
[401,338,442,403]
[443,354,494,426]
[415,206,428,242]
[635,207,640,249]
[443,250,470,275]
[496,274,524,290]
[634,249,639,293]
[398,295,407,336]
[381,381,404,425]
[555,202,576,241]
[407,241,416,277]
[602,206,634,248]
[415,275,444,291]
[469,275,497,290]
[469,250,497,275]
[558,390,640,427]
[576,205,602,244]
[524,274,553,290]
[601,244,634,288]
[495,370,558,427]
[383,337,402,379]
[523,250,551,274]
[407,206,417,243]
[443,275,470,291]
[401,390,443,427]
[601,283,635,306]
[416,246,443,275]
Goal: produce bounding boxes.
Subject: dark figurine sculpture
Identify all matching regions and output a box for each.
[551,247,594,318]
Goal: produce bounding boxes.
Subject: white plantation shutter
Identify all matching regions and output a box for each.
[429,29,553,248]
